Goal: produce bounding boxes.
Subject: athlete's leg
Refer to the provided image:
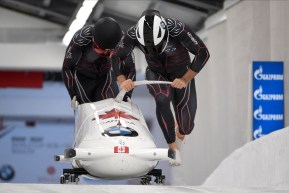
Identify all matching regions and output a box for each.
[173,79,197,135]
[145,68,176,144]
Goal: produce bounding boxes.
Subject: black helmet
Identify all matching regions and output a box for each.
[136,10,168,55]
[92,17,122,50]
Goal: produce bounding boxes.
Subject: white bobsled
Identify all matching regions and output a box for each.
[55,81,175,184]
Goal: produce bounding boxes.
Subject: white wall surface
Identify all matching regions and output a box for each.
[0,43,66,71]
[0,7,66,70]
[0,7,62,28]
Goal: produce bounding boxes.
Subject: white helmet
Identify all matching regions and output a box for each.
[136,10,168,55]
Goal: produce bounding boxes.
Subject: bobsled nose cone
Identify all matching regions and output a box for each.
[64,148,76,158]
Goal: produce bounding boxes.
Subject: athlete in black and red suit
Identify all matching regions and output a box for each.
[111,10,210,165]
[62,17,135,107]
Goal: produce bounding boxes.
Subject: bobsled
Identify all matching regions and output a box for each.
[55,81,175,184]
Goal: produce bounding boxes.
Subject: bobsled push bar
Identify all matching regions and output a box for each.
[115,80,172,102]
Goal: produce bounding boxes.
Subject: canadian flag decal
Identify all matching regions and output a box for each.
[114,146,129,153]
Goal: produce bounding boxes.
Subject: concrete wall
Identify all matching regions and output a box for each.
[0,7,66,71]
[0,43,66,71]
[0,7,61,28]
[171,0,289,185]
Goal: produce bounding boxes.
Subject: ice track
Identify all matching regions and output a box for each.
[0,184,288,193]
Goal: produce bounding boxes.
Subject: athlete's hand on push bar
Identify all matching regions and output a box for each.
[171,78,187,89]
[120,79,135,92]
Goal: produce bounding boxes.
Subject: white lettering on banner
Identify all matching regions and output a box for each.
[254,85,283,100]
[260,114,283,120]
[254,106,283,121]
[254,65,283,80]
[259,74,283,80]
[259,94,283,100]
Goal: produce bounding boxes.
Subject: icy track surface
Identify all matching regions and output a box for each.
[203,127,289,187]
[0,184,288,193]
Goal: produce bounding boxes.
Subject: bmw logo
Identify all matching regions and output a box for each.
[0,164,15,181]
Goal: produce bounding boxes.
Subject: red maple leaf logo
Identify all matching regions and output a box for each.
[99,108,139,120]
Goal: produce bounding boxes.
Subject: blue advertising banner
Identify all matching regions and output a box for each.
[0,121,74,183]
[252,61,284,140]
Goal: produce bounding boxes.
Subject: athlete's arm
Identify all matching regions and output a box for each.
[178,21,210,80]
[120,52,136,81]
[62,28,88,99]
[119,52,136,96]
[112,27,137,92]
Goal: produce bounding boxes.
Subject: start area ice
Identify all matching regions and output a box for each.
[0,184,288,193]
